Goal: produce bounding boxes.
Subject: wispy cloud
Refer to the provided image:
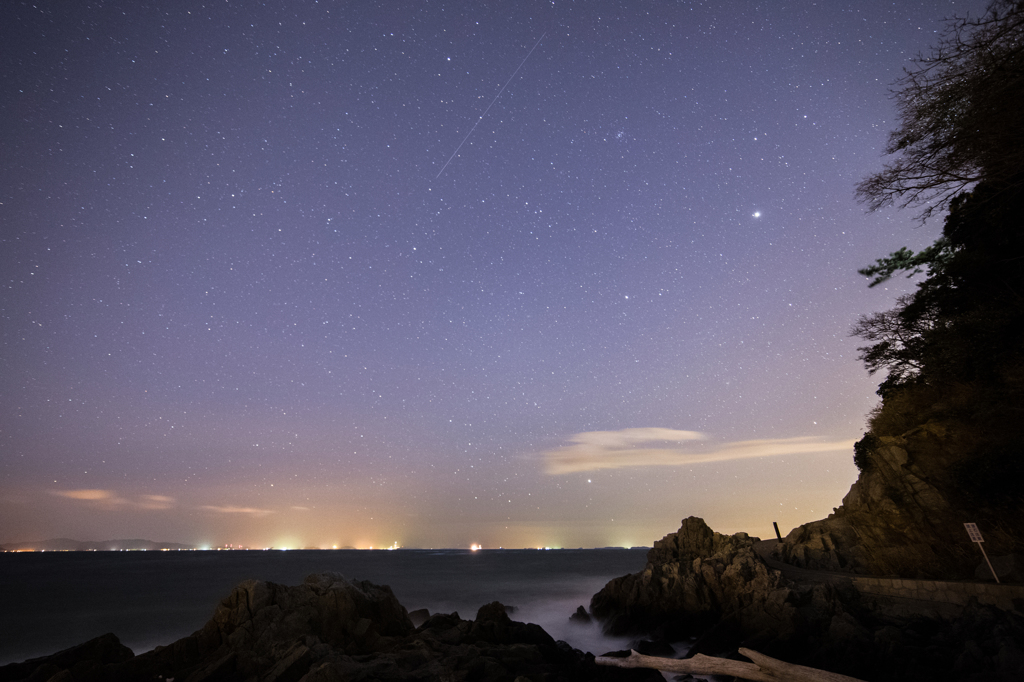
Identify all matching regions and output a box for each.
[53,489,115,501]
[50,489,177,510]
[51,489,272,516]
[200,505,274,517]
[139,494,175,510]
[541,427,856,474]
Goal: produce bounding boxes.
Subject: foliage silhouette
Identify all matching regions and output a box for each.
[855,0,1024,221]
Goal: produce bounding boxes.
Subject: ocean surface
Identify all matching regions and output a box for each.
[0,548,650,666]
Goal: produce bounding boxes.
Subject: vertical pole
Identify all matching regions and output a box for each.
[773,522,782,541]
[964,522,1000,584]
[977,542,1000,584]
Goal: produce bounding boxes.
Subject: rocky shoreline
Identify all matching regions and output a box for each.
[0,572,660,682]
[587,516,1024,681]
[6,518,1024,681]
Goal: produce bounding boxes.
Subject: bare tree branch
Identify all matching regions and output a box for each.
[856,0,1024,220]
[850,293,940,383]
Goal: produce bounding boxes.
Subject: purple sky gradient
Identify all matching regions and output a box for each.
[0,0,987,549]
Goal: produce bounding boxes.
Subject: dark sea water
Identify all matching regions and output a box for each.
[0,548,649,665]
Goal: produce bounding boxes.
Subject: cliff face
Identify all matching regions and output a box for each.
[588,516,1024,681]
[775,421,1024,580]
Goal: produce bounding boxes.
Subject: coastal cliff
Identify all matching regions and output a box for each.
[590,517,803,639]
[590,518,867,672]
[774,417,1024,581]
[588,516,1024,681]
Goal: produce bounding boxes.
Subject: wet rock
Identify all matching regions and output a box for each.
[569,605,592,624]
[633,639,675,656]
[5,574,662,682]
[0,633,133,682]
[589,516,1024,681]
[590,517,796,640]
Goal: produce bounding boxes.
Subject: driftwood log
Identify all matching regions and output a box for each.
[595,647,868,682]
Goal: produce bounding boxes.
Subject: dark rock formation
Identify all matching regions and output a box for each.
[569,606,592,625]
[774,420,1024,580]
[1,572,661,682]
[631,640,675,657]
[407,608,430,628]
[589,516,1024,681]
[0,633,133,682]
[591,517,803,640]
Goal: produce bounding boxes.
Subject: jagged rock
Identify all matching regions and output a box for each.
[94,571,415,681]
[4,574,662,682]
[0,633,133,682]
[407,608,430,628]
[590,517,799,640]
[774,423,1023,579]
[295,597,660,682]
[589,515,1024,681]
[569,605,592,624]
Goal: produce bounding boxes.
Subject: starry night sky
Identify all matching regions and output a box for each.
[0,1,987,549]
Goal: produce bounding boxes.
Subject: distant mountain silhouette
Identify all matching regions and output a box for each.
[1,538,195,551]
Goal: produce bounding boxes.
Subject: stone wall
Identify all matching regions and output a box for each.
[851,576,1024,612]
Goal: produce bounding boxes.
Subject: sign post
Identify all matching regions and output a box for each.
[964,522,1000,584]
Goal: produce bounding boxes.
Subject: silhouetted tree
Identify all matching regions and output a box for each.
[856,239,952,288]
[853,0,1024,401]
[856,0,1024,220]
[853,183,1024,394]
[851,294,934,391]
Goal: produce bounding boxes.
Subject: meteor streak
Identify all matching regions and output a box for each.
[435,32,546,180]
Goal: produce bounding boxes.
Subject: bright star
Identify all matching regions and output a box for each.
[753,211,761,218]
